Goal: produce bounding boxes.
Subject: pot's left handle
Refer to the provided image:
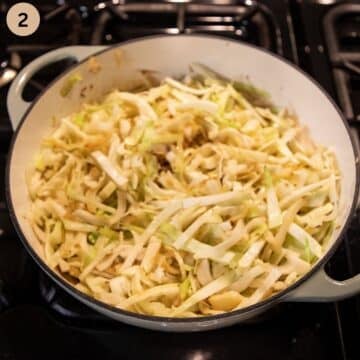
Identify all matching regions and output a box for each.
[286,266,360,302]
[7,45,106,130]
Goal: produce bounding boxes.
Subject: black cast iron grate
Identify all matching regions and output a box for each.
[323,3,360,123]
[90,1,284,55]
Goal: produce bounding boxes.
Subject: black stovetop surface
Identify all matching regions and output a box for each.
[0,1,359,359]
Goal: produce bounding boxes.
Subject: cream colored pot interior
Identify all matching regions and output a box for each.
[9,35,357,268]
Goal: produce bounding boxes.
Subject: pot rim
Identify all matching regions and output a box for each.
[6,33,359,325]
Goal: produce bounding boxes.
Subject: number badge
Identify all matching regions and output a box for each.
[6,2,40,37]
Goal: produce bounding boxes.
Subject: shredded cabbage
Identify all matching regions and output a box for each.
[27,66,340,317]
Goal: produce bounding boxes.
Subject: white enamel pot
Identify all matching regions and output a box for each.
[6,35,360,332]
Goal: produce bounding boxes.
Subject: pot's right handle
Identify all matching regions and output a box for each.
[286,266,360,302]
[7,45,106,130]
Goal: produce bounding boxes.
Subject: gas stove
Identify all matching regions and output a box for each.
[0,1,359,359]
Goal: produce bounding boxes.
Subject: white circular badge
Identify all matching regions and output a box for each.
[6,2,40,37]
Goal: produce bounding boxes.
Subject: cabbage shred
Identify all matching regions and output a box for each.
[27,69,340,317]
